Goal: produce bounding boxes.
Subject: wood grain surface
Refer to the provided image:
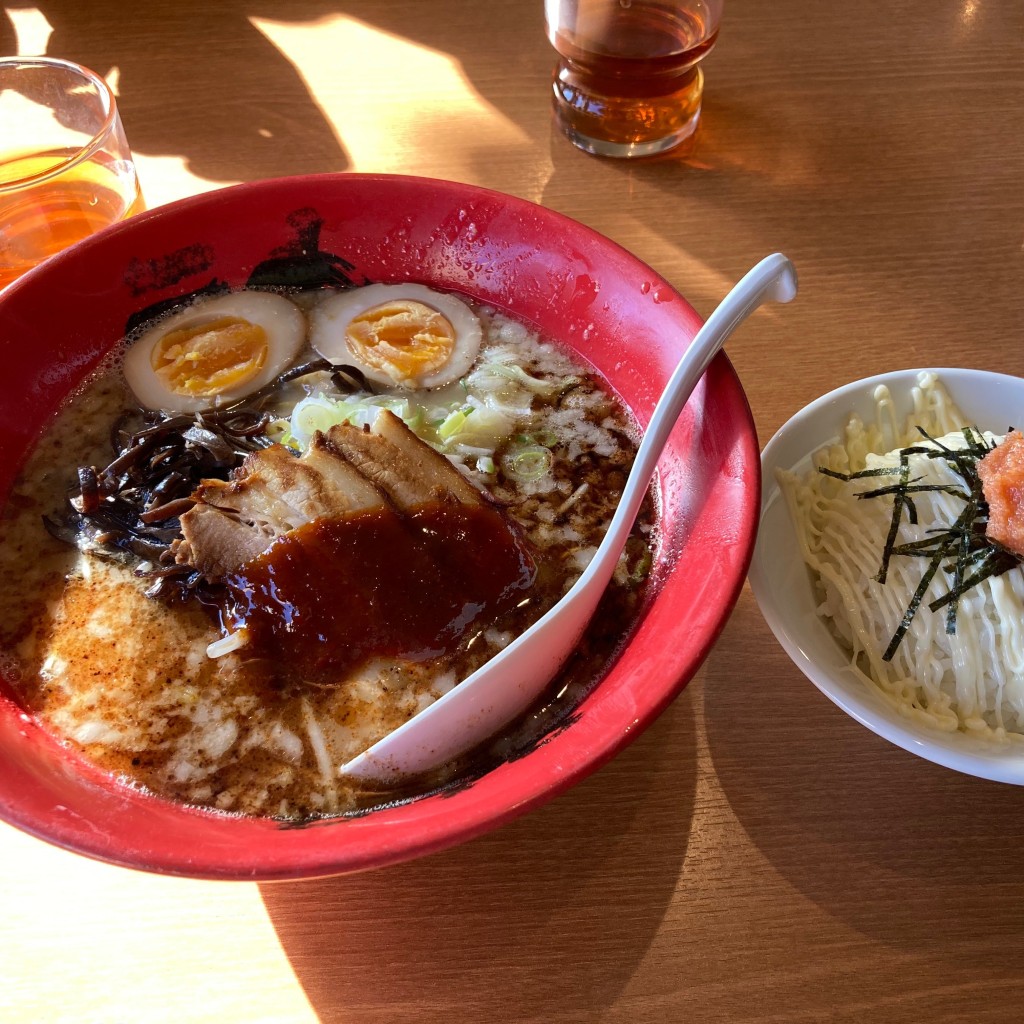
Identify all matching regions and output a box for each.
[2,1,1023,1021]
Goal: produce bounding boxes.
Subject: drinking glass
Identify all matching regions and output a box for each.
[0,56,144,289]
[545,0,724,158]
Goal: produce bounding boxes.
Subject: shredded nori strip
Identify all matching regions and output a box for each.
[880,499,975,660]
[819,426,1021,660]
[877,452,910,584]
[819,466,901,481]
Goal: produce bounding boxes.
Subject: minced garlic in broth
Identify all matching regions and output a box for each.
[0,306,653,818]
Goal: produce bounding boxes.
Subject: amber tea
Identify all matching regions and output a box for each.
[546,0,723,157]
[0,58,143,290]
[0,148,143,290]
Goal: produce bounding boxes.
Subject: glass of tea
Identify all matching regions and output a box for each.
[545,0,723,158]
[0,57,144,290]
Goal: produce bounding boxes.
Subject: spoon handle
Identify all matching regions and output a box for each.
[580,252,798,591]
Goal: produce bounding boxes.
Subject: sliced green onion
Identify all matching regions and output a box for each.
[504,444,553,481]
[470,362,579,398]
[628,546,653,586]
[439,408,471,440]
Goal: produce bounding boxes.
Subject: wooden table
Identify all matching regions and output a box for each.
[2,1,1023,1021]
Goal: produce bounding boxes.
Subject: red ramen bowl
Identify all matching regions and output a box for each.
[0,174,757,879]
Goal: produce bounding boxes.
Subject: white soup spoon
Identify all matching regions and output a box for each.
[341,252,798,782]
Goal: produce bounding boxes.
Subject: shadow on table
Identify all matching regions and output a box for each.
[259,695,697,1024]
[1,11,15,56]
[22,0,545,186]
[28,1,350,181]
[703,589,1024,965]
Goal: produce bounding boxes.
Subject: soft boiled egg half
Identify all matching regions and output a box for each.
[309,283,482,390]
[123,291,306,414]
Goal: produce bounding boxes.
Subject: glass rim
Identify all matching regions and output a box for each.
[0,56,120,194]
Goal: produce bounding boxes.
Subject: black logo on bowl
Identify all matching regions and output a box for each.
[123,208,364,336]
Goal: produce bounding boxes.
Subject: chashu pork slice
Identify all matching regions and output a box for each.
[324,409,481,510]
[176,508,273,575]
[177,434,389,578]
[192,440,386,532]
[176,409,482,579]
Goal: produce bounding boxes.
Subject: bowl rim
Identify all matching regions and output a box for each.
[749,365,1024,784]
[0,172,762,877]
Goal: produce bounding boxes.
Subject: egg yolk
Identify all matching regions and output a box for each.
[151,317,268,398]
[346,301,455,384]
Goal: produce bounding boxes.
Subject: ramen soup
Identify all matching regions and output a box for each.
[0,284,654,818]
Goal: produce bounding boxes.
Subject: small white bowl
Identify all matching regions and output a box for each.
[748,367,1024,783]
